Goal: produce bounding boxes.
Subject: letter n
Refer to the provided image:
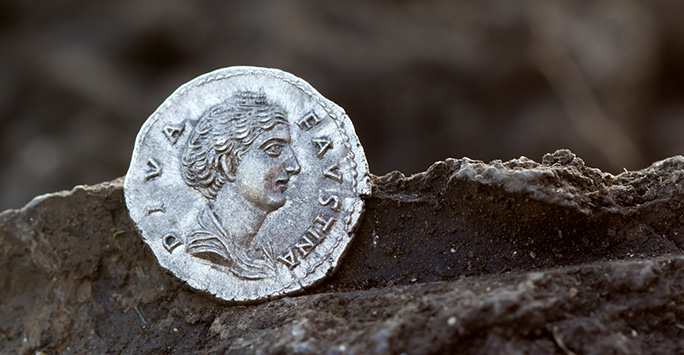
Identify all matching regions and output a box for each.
[294,235,317,258]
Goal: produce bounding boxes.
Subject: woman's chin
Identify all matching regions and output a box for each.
[264,196,287,211]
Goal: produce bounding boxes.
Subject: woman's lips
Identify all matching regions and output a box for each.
[276,181,288,192]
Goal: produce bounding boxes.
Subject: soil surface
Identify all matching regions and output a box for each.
[2,149,684,354]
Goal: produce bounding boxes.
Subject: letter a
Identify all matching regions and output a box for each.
[312,137,332,158]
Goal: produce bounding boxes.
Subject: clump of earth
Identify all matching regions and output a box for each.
[2,149,684,354]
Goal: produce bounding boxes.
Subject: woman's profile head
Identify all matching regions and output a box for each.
[181,91,293,202]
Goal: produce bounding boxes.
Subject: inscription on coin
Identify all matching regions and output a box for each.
[124,67,370,302]
[163,123,185,145]
[144,158,162,181]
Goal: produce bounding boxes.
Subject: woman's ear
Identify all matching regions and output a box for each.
[219,154,236,182]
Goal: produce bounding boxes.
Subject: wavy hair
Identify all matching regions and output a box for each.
[181,91,287,199]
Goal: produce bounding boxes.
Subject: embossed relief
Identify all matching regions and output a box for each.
[180,91,301,280]
[324,163,343,183]
[163,123,185,145]
[124,67,369,302]
[162,232,182,252]
[145,158,162,181]
[298,111,322,131]
[145,203,165,215]
[312,137,332,158]
[277,213,338,269]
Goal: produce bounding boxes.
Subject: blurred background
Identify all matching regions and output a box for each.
[1,0,684,210]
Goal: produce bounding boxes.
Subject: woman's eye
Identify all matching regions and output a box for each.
[264,144,284,157]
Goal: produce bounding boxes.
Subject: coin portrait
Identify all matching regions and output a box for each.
[181,91,301,280]
[124,67,370,302]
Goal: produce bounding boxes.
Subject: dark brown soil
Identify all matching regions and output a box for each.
[2,150,684,354]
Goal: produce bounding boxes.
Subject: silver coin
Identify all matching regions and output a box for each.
[124,67,370,302]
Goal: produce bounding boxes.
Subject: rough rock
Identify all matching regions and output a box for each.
[2,149,684,354]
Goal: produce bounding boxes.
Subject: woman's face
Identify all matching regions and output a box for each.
[232,123,300,212]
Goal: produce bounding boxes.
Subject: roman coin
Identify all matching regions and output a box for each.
[124,66,370,302]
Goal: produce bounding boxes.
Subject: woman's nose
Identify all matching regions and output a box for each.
[284,148,301,175]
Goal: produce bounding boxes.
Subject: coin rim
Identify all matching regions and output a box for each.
[124,66,371,302]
